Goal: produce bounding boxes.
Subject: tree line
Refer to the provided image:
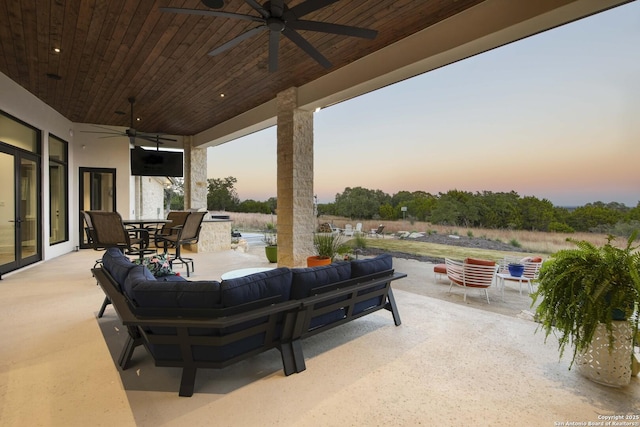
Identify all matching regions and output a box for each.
[177,177,640,235]
[322,187,639,235]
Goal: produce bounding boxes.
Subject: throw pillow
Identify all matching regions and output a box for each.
[134,254,176,277]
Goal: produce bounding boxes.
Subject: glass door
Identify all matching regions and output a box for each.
[79,167,116,248]
[0,149,15,270]
[0,145,41,276]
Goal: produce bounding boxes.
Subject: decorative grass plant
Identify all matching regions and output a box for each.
[313,233,345,260]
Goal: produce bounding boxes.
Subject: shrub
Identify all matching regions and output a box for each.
[509,238,521,248]
[549,221,575,233]
[352,234,367,249]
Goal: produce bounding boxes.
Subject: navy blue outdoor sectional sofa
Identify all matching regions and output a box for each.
[93,247,406,396]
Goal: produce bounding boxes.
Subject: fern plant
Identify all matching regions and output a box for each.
[532,231,640,367]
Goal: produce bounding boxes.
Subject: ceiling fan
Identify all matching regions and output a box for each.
[160,0,378,72]
[83,97,177,145]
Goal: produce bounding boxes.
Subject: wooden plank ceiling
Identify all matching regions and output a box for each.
[0,0,483,136]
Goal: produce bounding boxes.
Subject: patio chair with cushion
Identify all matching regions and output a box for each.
[445,257,497,304]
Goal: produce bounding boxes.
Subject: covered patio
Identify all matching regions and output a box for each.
[0,0,634,273]
[0,246,637,425]
[0,1,638,424]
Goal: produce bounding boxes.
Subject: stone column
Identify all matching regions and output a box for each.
[183,135,208,210]
[277,87,316,267]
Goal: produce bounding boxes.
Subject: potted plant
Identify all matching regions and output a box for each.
[263,223,278,263]
[307,232,344,267]
[532,231,640,387]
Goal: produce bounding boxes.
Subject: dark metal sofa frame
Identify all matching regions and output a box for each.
[92,266,406,397]
[288,269,406,373]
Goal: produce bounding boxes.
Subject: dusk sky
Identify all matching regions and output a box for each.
[207,2,640,208]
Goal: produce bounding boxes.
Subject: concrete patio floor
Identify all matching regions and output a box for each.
[0,241,638,426]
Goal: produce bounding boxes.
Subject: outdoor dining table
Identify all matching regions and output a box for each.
[122,219,172,249]
[122,218,172,229]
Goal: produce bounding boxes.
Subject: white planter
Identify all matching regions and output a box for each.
[576,321,634,387]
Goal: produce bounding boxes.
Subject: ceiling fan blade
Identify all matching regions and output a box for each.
[82,132,120,137]
[208,26,267,56]
[159,7,263,23]
[288,20,378,39]
[269,0,285,18]
[84,124,121,133]
[243,0,270,19]
[268,30,280,72]
[282,27,332,69]
[286,0,339,19]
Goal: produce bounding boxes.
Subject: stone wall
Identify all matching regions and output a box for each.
[184,137,208,210]
[138,176,166,218]
[184,220,231,253]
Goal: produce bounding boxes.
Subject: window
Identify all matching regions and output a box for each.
[49,134,68,245]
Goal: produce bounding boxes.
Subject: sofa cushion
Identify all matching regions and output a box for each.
[221,267,292,308]
[290,262,351,299]
[122,265,156,300]
[464,257,495,266]
[102,247,135,290]
[133,280,222,309]
[291,262,352,330]
[351,253,393,278]
[124,265,222,309]
[350,254,394,315]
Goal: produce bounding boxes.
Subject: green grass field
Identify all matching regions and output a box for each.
[361,238,533,262]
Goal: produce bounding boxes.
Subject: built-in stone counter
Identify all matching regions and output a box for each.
[184,217,231,253]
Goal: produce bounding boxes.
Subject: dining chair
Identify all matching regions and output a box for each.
[86,211,155,317]
[86,211,156,259]
[156,211,206,277]
[153,211,190,250]
[82,210,104,269]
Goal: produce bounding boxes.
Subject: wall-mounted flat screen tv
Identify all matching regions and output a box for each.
[130,147,184,177]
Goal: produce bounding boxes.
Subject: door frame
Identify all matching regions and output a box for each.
[78,167,117,249]
[0,144,42,277]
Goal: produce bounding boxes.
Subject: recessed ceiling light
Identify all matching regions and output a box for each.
[136,117,141,121]
[53,47,61,53]
[202,0,224,9]
[220,93,225,98]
